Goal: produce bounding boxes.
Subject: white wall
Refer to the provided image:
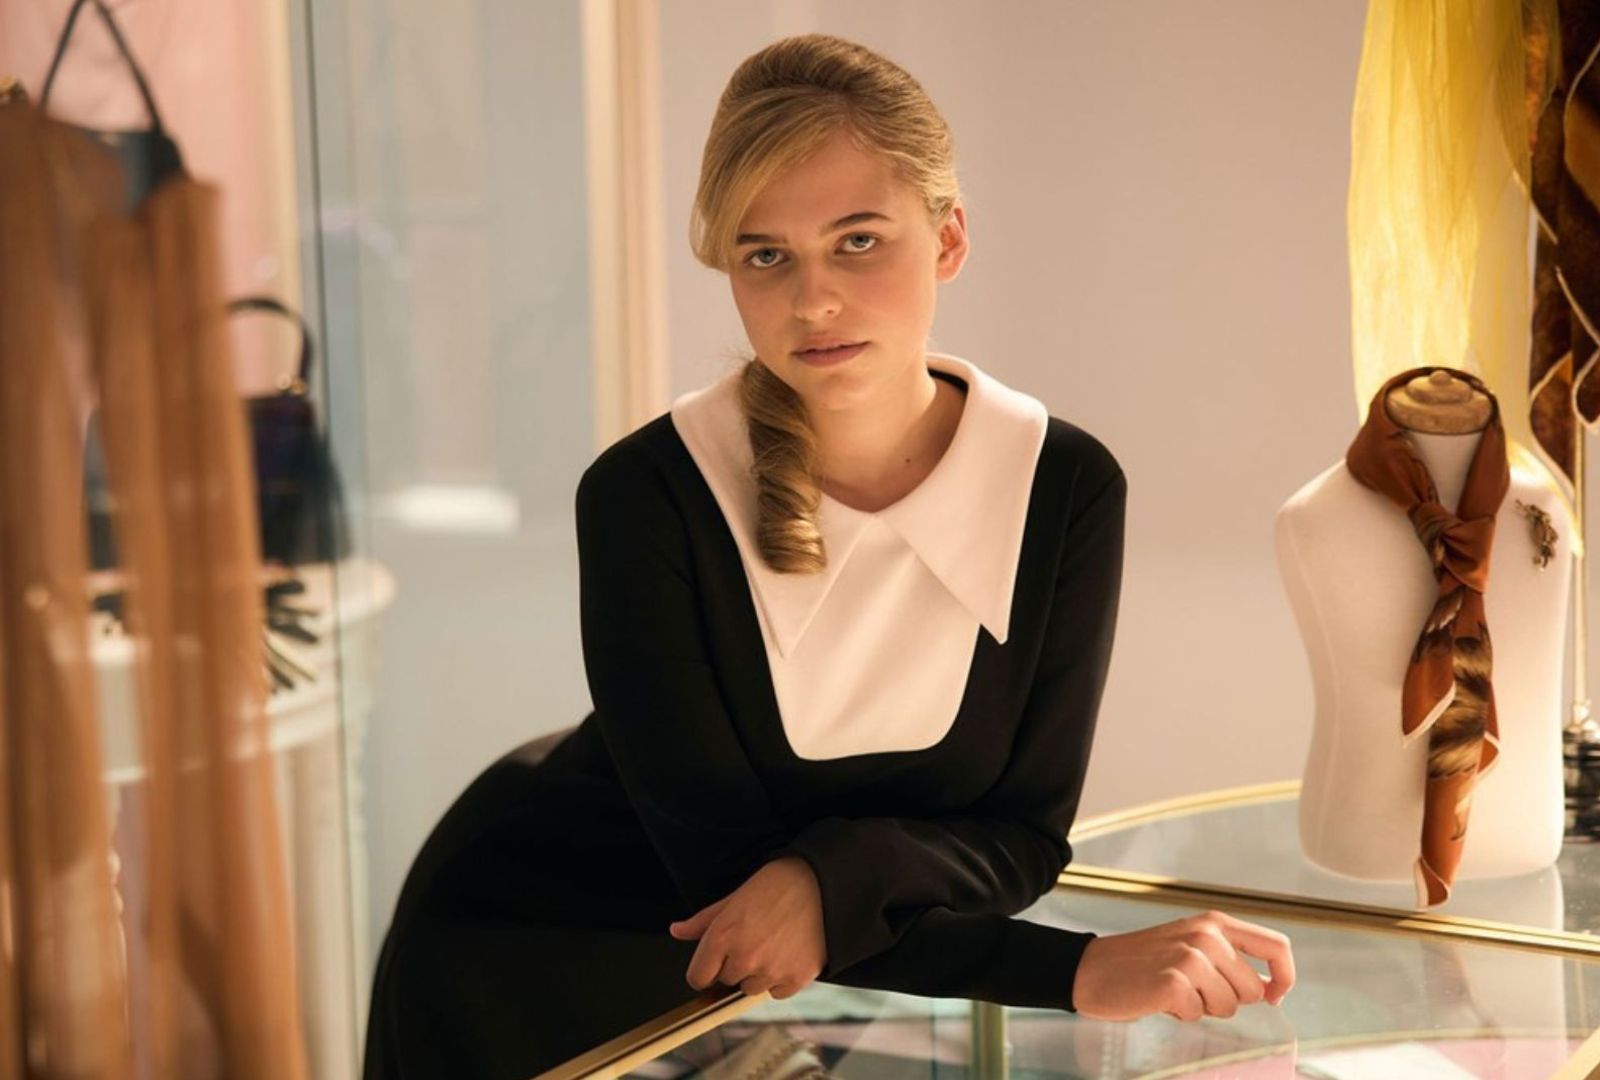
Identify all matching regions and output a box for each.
[658,1,1373,818]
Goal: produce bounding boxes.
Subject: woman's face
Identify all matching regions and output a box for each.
[728,128,968,416]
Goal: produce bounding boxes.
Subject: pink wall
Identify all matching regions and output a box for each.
[0,0,302,396]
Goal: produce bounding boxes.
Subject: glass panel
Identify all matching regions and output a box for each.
[623,892,1600,1080]
[1070,792,1600,939]
[287,0,598,1066]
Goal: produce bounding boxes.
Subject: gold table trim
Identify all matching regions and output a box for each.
[538,988,757,1080]
[1055,866,1600,959]
[1557,1020,1600,1080]
[1068,778,1303,843]
[1067,778,1600,958]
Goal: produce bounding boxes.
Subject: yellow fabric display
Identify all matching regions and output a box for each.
[1348,0,1549,478]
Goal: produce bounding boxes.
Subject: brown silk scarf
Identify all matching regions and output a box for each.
[1345,367,1509,908]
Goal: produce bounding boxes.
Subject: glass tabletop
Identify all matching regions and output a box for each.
[606,890,1600,1080]
[1066,783,1600,951]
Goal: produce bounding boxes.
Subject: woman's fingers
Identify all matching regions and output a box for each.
[1075,912,1296,1024]
[1175,943,1240,1018]
[1221,960,1270,1008]
[685,931,730,990]
[684,947,721,990]
[690,938,775,997]
[1161,971,1205,1022]
[1159,913,1293,1021]
[1191,927,1267,1008]
[670,897,729,941]
[1212,914,1296,1004]
[739,974,776,997]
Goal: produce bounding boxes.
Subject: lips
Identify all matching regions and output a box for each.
[794,341,868,366]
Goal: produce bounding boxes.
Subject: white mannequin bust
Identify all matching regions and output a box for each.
[1275,372,1572,903]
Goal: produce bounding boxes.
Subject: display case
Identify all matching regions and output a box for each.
[546,784,1600,1080]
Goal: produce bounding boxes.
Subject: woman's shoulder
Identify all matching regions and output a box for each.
[575,412,721,545]
[579,413,691,494]
[1041,414,1125,497]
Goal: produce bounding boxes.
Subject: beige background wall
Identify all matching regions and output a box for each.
[658,0,1388,819]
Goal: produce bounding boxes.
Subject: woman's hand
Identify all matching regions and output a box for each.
[669,856,827,1000]
[1072,910,1295,1022]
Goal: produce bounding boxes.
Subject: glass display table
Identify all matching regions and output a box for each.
[541,784,1600,1080]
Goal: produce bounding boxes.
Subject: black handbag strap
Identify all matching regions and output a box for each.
[228,296,314,392]
[38,0,167,133]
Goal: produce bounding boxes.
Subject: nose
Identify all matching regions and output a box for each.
[790,261,842,323]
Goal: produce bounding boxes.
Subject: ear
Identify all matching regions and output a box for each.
[935,201,969,283]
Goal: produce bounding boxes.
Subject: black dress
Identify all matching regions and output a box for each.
[362,378,1127,1079]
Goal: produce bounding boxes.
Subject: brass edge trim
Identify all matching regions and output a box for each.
[969,1002,1008,1080]
[541,988,762,1080]
[1127,1027,1597,1080]
[1064,853,1600,948]
[1553,1020,1600,1080]
[1053,868,1600,959]
[1068,780,1301,843]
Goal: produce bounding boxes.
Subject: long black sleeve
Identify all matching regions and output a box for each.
[576,443,796,912]
[576,432,1125,1011]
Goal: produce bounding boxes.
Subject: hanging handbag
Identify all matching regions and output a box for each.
[228,295,352,568]
[86,296,350,571]
[37,0,184,212]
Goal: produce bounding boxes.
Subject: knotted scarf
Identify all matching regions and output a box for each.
[1345,366,1509,908]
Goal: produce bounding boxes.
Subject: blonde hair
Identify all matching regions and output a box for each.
[691,33,961,574]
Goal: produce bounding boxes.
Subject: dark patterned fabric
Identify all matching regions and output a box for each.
[1528,0,1600,480]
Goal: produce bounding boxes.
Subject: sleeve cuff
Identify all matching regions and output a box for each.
[997,917,1097,1012]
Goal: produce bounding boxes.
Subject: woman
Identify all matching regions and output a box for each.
[364,31,1295,1079]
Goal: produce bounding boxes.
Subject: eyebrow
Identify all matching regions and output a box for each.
[735,211,892,246]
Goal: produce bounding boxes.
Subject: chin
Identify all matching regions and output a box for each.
[793,372,877,415]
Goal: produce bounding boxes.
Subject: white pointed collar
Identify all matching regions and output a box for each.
[669,352,1049,660]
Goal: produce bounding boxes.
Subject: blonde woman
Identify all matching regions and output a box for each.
[365,32,1295,1079]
